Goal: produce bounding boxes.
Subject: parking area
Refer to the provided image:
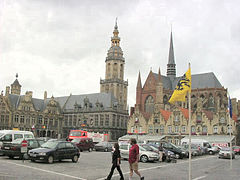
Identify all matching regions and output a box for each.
[1,151,240,180]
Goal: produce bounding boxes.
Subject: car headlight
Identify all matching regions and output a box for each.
[39,152,46,156]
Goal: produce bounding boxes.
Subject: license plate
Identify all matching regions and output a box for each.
[224,153,227,156]
[4,147,10,149]
[30,154,37,157]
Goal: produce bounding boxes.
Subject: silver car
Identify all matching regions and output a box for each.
[119,143,159,163]
[218,147,235,159]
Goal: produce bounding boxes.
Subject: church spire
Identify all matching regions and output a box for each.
[167,29,176,80]
[137,71,142,89]
[158,67,162,82]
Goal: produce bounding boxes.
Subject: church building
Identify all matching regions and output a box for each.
[128,31,240,145]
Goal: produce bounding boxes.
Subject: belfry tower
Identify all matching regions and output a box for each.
[100,19,128,110]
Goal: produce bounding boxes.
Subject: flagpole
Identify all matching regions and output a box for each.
[188,63,192,180]
[228,94,233,169]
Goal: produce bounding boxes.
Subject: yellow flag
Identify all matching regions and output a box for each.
[169,68,191,104]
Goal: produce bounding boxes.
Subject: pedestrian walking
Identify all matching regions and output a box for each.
[158,143,163,162]
[105,143,124,180]
[128,138,144,180]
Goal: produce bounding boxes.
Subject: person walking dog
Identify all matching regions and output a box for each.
[129,138,144,180]
[105,143,124,180]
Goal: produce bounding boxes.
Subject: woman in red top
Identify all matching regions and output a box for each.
[129,138,144,180]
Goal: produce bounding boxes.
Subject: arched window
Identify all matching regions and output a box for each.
[163,95,168,104]
[144,95,154,113]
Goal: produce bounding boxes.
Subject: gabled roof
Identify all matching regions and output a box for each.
[160,109,172,122]
[152,72,223,91]
[172,72,222,90]
[8,94,46,111]
[232,113,238,122]
[153,73,172,90]
[55,92,118,110]
[203,110,214,120]
[179,107,189,119]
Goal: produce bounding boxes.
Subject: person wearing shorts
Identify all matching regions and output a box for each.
[128,138,144,180]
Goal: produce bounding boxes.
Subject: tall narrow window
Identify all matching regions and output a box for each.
[145,95,154,113]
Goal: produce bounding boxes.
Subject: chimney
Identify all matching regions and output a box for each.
[5,86,10,96]
[44,91,47,100]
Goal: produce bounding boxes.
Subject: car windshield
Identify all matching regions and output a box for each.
[24,134,34,138]
[72,138,80,143]
[96,142,106,146]
[12,138,24,144]
[0,133,4,138]
[41,141,58,149]
[141,145,153,151]
[70,131,82,136]
[221,147,231,151]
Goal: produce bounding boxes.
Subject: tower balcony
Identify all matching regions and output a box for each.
[100,78,128,86]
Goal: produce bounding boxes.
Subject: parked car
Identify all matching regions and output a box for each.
[160,141,184,159]
[1,138,45,159]
[28,140,80,163]
[218,147,235,159]
[94,141,112,152]
[119,143,159,163]
[232,146,240,155]
[178,146,189,158]
[140,144,159,154]
[0,130,34,155]
[72,138,94,152]
[182,144,201,156]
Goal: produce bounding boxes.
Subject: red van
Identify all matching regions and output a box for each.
[72,137,94,152]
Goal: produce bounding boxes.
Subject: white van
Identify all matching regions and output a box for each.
[0,130,34,154]
[181,138,218,154]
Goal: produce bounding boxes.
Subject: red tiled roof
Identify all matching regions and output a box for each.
[160,109,172,122]
[203,110,213,120]
[232,113,237,122]
[179,107,189,119]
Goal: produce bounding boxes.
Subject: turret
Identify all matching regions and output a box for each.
[11,73,21,95]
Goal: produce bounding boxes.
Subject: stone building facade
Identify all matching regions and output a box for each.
[0,76,63,138]
[128,31,240,145]
[0,21,128,141]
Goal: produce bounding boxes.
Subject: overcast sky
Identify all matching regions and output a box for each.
[0,0,240,108]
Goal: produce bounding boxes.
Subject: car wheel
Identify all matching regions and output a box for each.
[209,151,213,155]
[72,155,79,163]
[175,154,180,159]
[8,155,14,159]
[88,148,93,152]
[31,159,35,162]
[140,155,148,163]
[47,155,54,164]
[105,148,108,152]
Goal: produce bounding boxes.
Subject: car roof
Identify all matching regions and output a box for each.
[0,130,33,134]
